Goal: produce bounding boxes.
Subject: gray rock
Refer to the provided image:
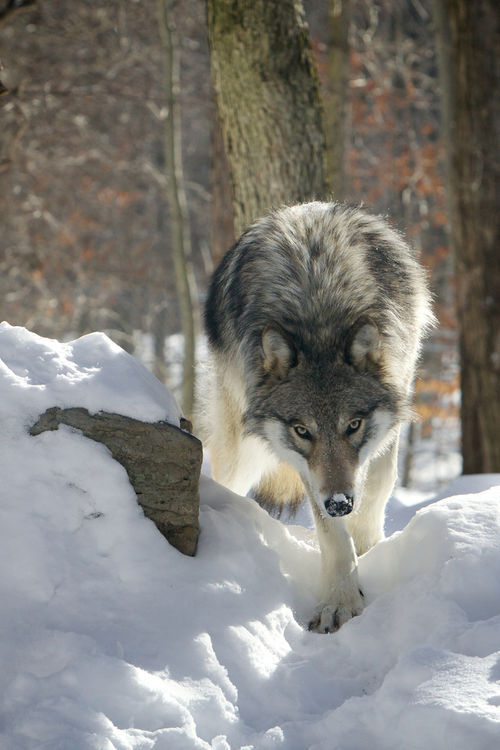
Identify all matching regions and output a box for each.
[30,407,202,556]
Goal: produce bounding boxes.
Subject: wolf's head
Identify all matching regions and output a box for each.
[245,322,406,519]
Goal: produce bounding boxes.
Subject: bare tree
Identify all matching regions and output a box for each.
[207,0,327,234]
[433,0,500,473]
[158,0,198,416]
[324,0,350,200]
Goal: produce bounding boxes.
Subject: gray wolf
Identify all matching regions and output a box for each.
[198,201,433,633]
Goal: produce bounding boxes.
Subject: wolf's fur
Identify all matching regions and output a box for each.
[198,201,434,633]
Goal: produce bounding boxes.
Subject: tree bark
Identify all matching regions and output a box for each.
[324,0,350,201]
[210,108,236,265]
[158,0,198,417]
[207,0,328,234]
[433,0,500,473]
[30,407,202,556]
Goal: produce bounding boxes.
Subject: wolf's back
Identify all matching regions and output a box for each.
[205,202,433,389]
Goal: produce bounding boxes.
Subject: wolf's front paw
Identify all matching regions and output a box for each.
[308,586,364,633]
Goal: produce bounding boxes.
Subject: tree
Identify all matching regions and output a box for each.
[209,110,235,265]
[207,0,328,234]
[324,0,350,200]
[158,0,199,416]
[433,0,500,473]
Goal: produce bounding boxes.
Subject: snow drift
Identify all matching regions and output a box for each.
[0,322,499,749]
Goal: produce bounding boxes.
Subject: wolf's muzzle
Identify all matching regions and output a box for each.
[324,493,354,517]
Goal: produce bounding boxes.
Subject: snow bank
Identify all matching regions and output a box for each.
[0,322,182,425]
[0,324,499,749]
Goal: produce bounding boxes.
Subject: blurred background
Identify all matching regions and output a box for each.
[0,0,476,492]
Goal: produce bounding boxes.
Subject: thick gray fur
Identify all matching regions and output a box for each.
[199,201,434,633]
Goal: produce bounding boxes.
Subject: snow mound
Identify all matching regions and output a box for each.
[0,321,182,425]
[0,325,499,749]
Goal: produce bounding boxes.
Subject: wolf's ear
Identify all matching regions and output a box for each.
[347,320,381,369]
[261,326,297,380]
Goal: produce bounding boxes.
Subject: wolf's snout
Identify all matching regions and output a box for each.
[324,493,354,517]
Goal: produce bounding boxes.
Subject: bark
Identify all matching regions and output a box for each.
[158,0,198,416]
[207,0,328,234]
[30,407,202,556]
[324,0,350,200]
[433,0,500,473]
[210,109,236,265]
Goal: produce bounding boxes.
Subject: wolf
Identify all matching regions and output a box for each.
[198,201,433,633]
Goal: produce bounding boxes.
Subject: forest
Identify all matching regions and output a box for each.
[1,0,498,488]
[0,3,499,746]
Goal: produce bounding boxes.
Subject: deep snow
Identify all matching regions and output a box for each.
[0,322,499,750]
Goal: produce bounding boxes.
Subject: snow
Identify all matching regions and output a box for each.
[1,323,499,750]
[0,321,182,426]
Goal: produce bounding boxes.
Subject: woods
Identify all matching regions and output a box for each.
[0,0,498,480]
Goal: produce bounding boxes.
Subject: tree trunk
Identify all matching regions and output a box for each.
[207,0,328,234]
[158,0,198,417]
[210,109,236,264]
[433,0,500,473]
[324,0,350,201]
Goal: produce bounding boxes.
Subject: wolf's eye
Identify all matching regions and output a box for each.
[346,417,363,435]
[293,424,312,440]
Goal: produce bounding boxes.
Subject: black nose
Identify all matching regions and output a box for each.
[324,493,354,517]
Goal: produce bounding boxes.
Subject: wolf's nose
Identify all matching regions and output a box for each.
[324,493,354,517]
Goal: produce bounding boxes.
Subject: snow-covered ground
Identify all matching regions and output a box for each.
[1,322,499,750]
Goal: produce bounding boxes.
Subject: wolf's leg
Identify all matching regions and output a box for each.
[206,376,249,494]
[209,431,247,495]
[345,431,400,556]
[308,505,364,633]
[254,462,305,516]
[208,378,276,497]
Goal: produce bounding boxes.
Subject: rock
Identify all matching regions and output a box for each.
[30,407,202,556]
